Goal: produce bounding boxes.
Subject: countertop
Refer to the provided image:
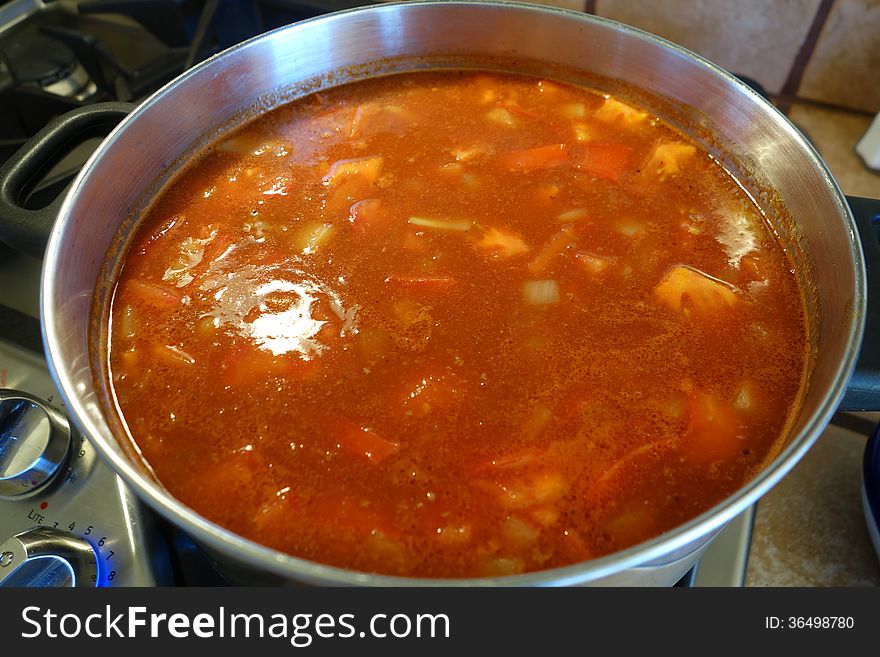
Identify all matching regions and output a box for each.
[744,103,880,587]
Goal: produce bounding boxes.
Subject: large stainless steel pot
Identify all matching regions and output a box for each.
[2,1,879,585]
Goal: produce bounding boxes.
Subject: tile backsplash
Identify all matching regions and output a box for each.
[593,0,822,96]
[798,0,880,113]
[478,0,880,115]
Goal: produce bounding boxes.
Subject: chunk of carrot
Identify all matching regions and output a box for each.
[579,143,633,182]
[335,421,399,464]
[124,279,187,309]
[682,390,743,464]
[221,346,317,387]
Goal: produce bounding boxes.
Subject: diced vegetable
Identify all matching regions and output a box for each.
[529,505,559,527]
[479,556,524,577]
[733,384,753,411]
[116,305,138,341]
[572,122,595,142]
[501,144,568,171]
[501,516,540,548]
[616,220,645,237]
[557,208,588,222]
[683,390,743,464]
[451,145,487,162]
[594,97,648,125]
[476,227,530,259]
[115,349,138,382]
[560,103,585,119]
[358,327,391,360]
[221,347,317,387]
[528,225,575,274]
[523,280,560,305]
[407,216,472,232]
[486,107,516,127]
[218,133,268,154]
[461,172,480,190]
[642,142,696,178]
[603,502,657,547]
[349,104,414,139]
[196,316,218,339]
[576,251,616,274]
[496,471,567,509]
[347,198,386,234]
[579,143,632,182]
[654,265,740,317]
[125,279,188,309]
[535,183,560,203]
[323,156,383,186]
[292,222,335,254]
[336,421,399,464]
[521,403,553,441]
[153,344,196,366]
[392,299,432,330]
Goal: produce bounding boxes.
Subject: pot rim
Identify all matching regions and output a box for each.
[40,0,867,585]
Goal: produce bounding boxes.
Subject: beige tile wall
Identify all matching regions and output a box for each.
[798,0,880,113]
[593,0,822,95]
[591,0,880,113]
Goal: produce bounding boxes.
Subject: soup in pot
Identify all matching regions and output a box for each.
[100,71,809,578]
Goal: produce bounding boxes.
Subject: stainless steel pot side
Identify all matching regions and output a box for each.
[41,1,865,585]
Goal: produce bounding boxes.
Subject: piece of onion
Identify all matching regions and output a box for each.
[523,280,560,305]
[557,208,588,222]
[407,216,472,232]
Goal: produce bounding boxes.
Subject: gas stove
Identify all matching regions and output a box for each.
[0,0,760,587]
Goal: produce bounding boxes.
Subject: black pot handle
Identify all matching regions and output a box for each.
[841,195,880,411]
[0,102,135,258]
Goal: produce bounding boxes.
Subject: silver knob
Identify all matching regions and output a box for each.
[0,390,72,498]
[0,527,98,587]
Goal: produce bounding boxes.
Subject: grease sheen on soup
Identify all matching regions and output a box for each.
[102,71,808,578]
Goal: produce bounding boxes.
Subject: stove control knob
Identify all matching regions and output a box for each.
[0,390,72,498]
[0,527,98,587]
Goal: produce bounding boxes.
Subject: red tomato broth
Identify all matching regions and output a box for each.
[102,71,809,578]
